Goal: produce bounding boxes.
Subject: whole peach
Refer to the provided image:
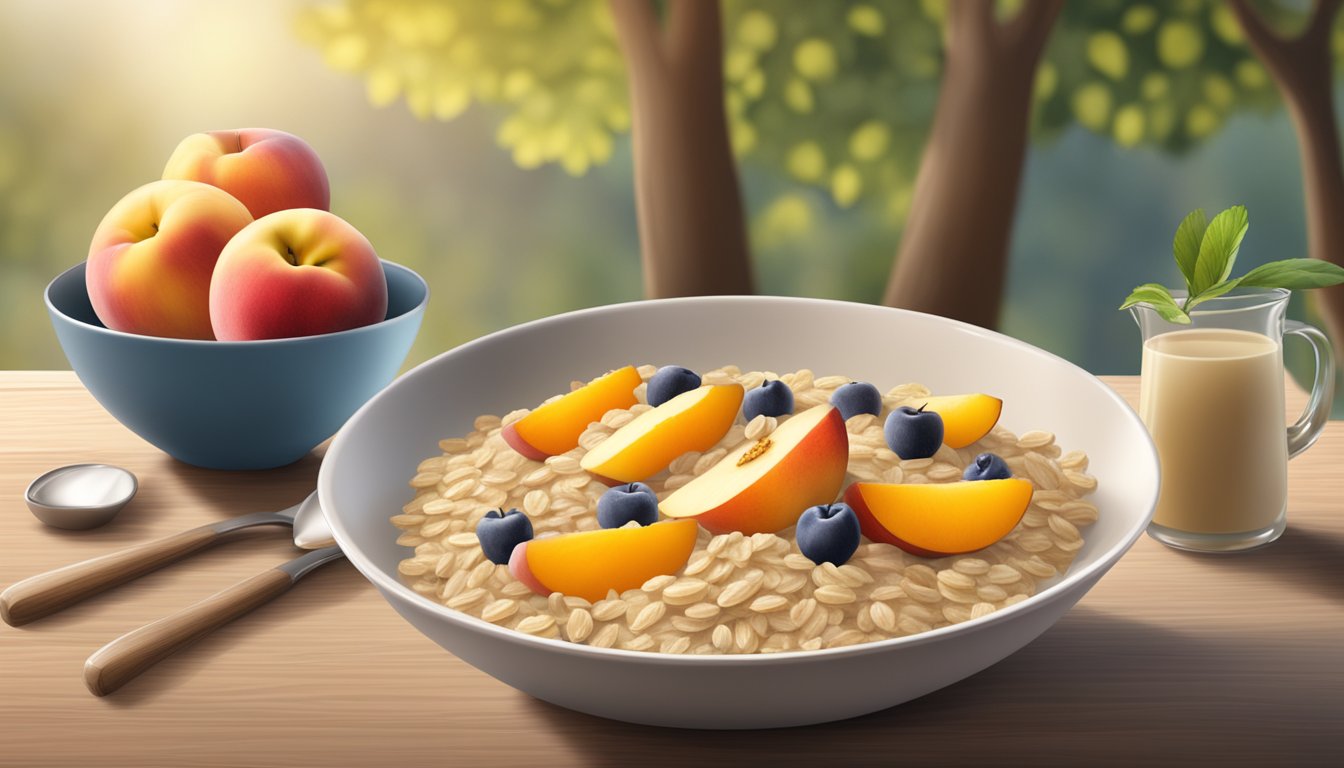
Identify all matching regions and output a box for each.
[86,180,253,340]
[163,129,330,218]
[209,209,387,341]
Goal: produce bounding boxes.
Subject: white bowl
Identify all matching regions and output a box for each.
[319,296,1158,729]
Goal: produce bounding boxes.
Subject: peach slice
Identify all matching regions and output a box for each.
[502,366,642,460]
[844,478,1033,557]
[508,519,699,602]
[919,394,1002,449]
[660,405,848,535]
[580,383,744,484]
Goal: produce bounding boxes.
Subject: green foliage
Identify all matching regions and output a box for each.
[1122,204,1344,322]
[1191,204,1249,295]
[295,0,1333,224]
[1239,258,1344,288]
[1035,0,1304,151]
[295,0,629,175]
[719,2,942,221]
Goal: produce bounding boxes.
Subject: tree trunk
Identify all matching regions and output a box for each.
[609,0,754,299]
[884,0,1062,329]
[1229,0,1344,363]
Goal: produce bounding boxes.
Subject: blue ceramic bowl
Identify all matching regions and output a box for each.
[45,260,427,470]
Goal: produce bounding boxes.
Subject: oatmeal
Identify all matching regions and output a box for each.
[392,365,1099,654]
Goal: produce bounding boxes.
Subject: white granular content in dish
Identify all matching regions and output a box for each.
[392,366,1100,654]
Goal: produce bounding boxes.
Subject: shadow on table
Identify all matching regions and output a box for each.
[1169,524,1344,605]
[97,558,365,706]
[521,609,1340,767]
[153,446,326,521]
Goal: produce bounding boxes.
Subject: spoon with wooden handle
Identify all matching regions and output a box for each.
[0,493,324,627]
[82,492,341,696]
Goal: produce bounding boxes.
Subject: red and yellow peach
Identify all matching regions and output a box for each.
[844,478,1033,556]
[162,128,330,219]
[509,519,699,601]
[660,405,849,535]
[502,366,643,460]
[208,208,387,341]
[581,383,744,485]
[86,179,253,340]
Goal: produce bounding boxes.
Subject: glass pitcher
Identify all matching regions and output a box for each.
[1130,288,1335,552]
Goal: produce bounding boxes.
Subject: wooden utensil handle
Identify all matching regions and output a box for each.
[83,567,293,697]
[0,525,221,626]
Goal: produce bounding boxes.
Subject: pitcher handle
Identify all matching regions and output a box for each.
[1284,319,1336,459]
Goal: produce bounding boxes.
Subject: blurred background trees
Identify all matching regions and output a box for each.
[1,0,1342,411]
[295,0,1341,331]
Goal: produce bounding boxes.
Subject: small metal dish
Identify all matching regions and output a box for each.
[25,464,138,530]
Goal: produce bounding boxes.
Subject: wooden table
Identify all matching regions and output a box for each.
[0,372,1339,767]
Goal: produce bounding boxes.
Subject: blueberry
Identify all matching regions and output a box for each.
[963,452,1012,481]
[884,404,944,460]
[743,380,794,420]
[597,482,660,529]
[796,503,861,566]
[476,508,533,564]
[647,366,702,407]
[829,381,882,421]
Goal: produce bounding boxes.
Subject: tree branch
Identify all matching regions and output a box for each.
[665,0,722,71]
[1001,0,1064,60]
[1306,0,1343,42]
[946,0,996,50]
[1227,0,1289,60]
[608,0,664,78]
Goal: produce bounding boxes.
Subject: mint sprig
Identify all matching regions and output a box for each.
[1120,205,1344,324]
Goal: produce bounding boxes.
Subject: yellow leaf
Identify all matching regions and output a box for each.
[1141,73,1169,100]
[1113,104,1145,147]
[433,84,470,121]
[1157,21,1203,69]
[787,142,826,182]
[831,164,861,207]
[1034,62,1058,100]
[1072,83,1112,130]
[784,78,814,113]
[1087,32,1129,80]
[1210,4,1244,44]
[793,39,838,81]
[756,195,813,245]
[1203,74,1234,109]
[1185,104,1220,138]
[366,66,402,107]
[847,5,885,37]
[1122,5,1157,34]
[731,121,758,154]
[741,68,765,99]
[323,34,369,72]
[725,49,756,83]
[849,120,890,161]
[1236,60,1267,89]
[737,10,777,50]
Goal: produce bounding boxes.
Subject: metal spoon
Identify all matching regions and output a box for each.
[0,492,330,627]
[25,464,138,530]
[82,496,343,696]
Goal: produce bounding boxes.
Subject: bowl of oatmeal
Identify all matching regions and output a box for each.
[318,296,1158,729]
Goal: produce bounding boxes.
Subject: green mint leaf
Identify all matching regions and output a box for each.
[1119,283,1192,324]
[1184,277,1242,312]
[1171,208,1207,291]
[1237,258,1344,289]
[1190,205,1249,296]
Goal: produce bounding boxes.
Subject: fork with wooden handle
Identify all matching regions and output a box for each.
[82,545,342,696]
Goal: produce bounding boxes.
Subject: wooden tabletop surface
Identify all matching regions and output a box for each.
[0,371,1339,767]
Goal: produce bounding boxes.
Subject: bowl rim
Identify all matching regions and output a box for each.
[45,258,429,346]
[319,295,1159,665]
